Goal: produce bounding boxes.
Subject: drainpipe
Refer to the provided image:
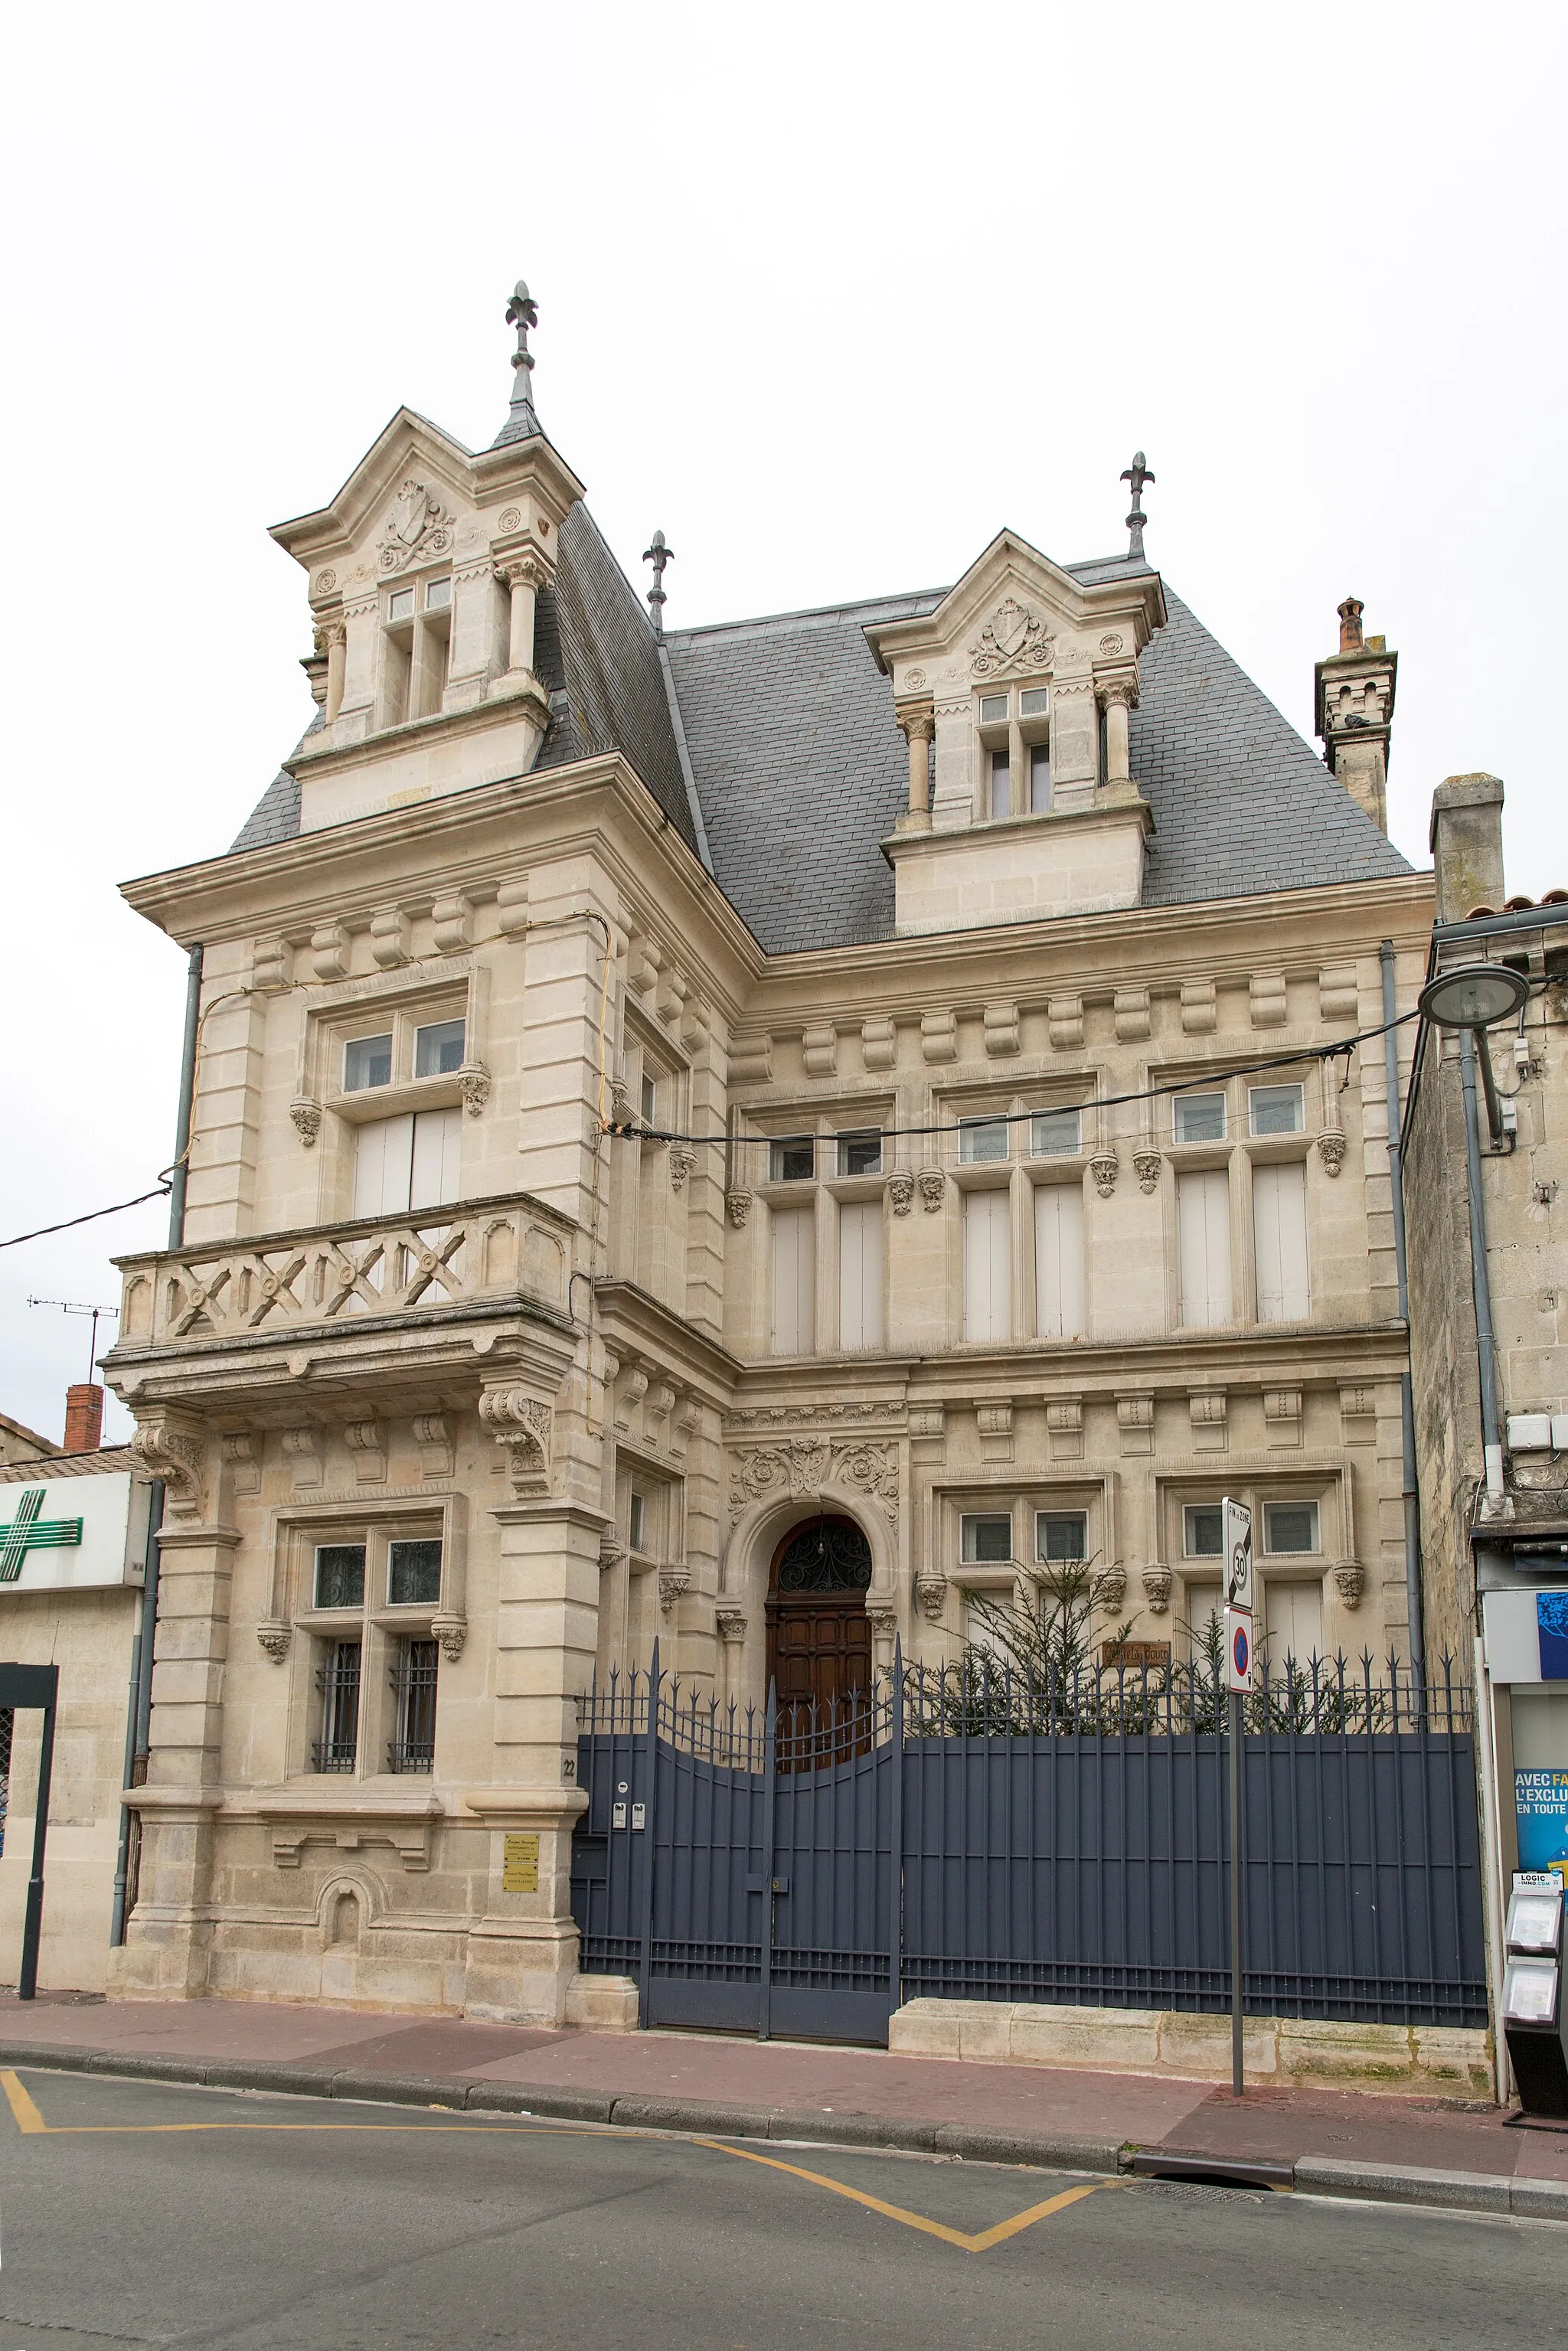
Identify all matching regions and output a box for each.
[1459,1027,1504,1500]
[1380,943,1426,1684]
[110,1479,164,1944]
[167,943,203,1249]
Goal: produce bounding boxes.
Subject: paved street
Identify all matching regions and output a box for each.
[0,2071,1561,2350]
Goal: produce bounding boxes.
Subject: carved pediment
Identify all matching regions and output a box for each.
[376,478,455,576]
[970,595,1056,679]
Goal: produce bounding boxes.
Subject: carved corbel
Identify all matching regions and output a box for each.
[289,1099,323,1148]
[220,1431,261,1496]
[412,1415,454,1480]
[916,1572,949,1624]
[458,1062,492,1116]
[1316,1132,1348,1177]
[478,1386,553,1496]
[916,1166,946,1212]
[256,1620,292,1664]
[658,1565,691,1616]
[1142,1567,1172,1615]
[599,1528,628,1573]
[886,1171,915,1216]
[726,1187,753,1229]
[1089,1151,1119,1200]
[668,1144,696,1192]
[1333,1561,1365,1609]
[1132,1150,1162,1194]
[129,1409,207,1521]
[282,1426,322,1491]
[343,1421,385,1484]
[430,1612,469,1660]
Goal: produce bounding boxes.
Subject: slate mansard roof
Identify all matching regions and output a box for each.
[233,509,1413,949]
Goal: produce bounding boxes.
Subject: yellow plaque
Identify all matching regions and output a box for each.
[502,1831,540,1892]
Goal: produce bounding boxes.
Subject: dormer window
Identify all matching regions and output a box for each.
[976,684,1052,820]
[380,576,452,728]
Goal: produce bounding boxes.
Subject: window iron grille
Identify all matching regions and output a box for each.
[312,1639,361,1772]
[388,1638,438,1773]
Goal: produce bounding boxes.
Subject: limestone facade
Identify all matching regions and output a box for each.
[103,300,1438,2019]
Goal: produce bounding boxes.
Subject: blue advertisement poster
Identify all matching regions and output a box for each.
[1540,1591,1568,1679]
[1517,1767,1568,1885]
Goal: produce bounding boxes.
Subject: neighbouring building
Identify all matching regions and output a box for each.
[0,1412,60,1468]
[0,1411,155,1993]
[1403,778,1568,1925]
[103,287,1437,2020]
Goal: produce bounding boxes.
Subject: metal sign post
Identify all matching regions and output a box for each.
[0,1664,60,2000]
[1221,1500,1254,2098]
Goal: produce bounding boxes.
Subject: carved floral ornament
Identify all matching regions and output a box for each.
[970,596,1056,680]
[130,1411,206,1519]
[377,478,454,575]
[727,1438,899,1527]
[478,1386,553,1495]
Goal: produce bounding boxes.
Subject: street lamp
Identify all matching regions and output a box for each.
[1417,960,1530,1146]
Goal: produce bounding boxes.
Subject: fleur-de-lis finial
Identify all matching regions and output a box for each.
[1120,450,1155,560]
[642,528,675,634]
[493,278,544,448]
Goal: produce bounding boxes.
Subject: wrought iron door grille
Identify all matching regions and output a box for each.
[387,1638,438,1773]
[312,1639,361,1772]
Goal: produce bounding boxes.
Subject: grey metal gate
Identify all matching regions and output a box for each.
[571,1645,1485,2045]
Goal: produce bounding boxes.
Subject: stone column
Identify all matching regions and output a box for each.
[322,621,348,723]
[896,704,935,827]
[1099,676,1137,789]
[113,1408,230,2000]
[495,553,548,678]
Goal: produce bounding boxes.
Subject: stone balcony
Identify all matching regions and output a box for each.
[107,1190,579,1412]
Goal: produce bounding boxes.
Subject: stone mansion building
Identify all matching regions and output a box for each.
[105,287,1433,2017]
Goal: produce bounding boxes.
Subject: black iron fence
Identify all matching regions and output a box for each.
[571,1644,1485,2046]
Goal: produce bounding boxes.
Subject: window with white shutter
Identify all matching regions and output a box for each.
[1177,1169,1231,1327]
[1262,1579,1324,1666]
[769,1205,815,1355]
[1034,1182,1085,1338]
[1252,1160,1309,1322]
[963,1187,1011,1343]
[354,1108,461,1219]
[838,1200,884,1351]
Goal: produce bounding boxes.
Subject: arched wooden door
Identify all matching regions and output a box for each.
[765,1515,874,1722]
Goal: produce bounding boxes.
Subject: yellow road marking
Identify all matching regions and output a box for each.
[694,2135,1118,2251]
[2,2070,1119,2251]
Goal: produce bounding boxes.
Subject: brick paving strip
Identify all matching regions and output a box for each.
[2,1994,1565,2219]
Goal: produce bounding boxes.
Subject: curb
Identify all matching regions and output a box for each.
[0,2040,1563,2219]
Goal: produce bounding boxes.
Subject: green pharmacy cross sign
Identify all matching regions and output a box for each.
[0,1489,83,1584]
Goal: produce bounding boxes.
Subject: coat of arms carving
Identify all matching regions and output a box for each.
[377,478,455,574]
[970,596,1056,679]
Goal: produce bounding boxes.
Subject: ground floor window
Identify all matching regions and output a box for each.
[314,1640,361,1772]
[388,1638,439,1772]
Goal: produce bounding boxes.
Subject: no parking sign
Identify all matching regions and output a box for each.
[1223,1498,1254,1693]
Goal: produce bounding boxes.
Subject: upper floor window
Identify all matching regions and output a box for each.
[1031,1107,1081,1157]
[959,1115,1010,1164]
[1184,1504,1224,1558]
[1174,1091,1227,1144]
[381,575,452,728]
[962,1512,1014,1563]
[1037,1510,1089,1565]
[769,1136,815,1183]
[1250,1082,1305,1136]
[341,1017,466,1095]
[1264,1500,1320,1555]
[976,684,1051,820]
[641,1071,658,1125]
[838,1130,883,1177]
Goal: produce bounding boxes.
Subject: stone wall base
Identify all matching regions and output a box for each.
[888,1997,1494,2098]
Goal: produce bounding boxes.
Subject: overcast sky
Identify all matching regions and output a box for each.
[2,1,1562,1445]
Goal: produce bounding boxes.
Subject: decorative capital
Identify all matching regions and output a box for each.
[1097,675,1138,712]
[868,1607,900,1641]
[1316,1131,1348,1177]
[289,1098,323,1148]
[716,1606,748,1646]
[896,704,936,744]
[1089,1151,1119,1200]
[886,1170,916,1216]
[916,1165,946,1212]
[1132,1149,1161,1194]
[494,550,550,594]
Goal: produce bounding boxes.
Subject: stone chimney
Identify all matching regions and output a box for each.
[1315,596,1397,833]
[64,1383,104,1453]
[1429,772,1505,924]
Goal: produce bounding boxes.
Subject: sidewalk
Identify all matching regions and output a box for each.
[2,1991,1565,2215]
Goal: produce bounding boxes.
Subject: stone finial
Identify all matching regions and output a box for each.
[643,529,675,634]
[1338,596,1365,653]
[493,278,544,448]
[1120,450,1155,560]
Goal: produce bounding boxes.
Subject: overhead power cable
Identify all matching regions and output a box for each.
[603,1007,1424,1149]
[0,1185,172,1253]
